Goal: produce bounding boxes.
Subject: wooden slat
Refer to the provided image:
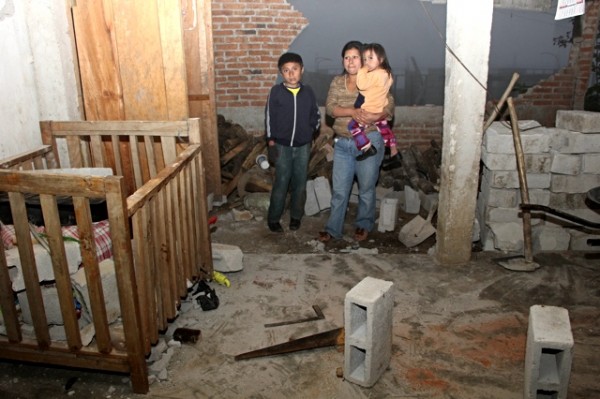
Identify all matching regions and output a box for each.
[104,177,148,394]
[0,146,53,170]
[159,189,175,320]
[170,179,187,297]
[131,210,152,352]
[150,198,165,329]
[39,194,83,352]
[0,171,108,198]
[90,135,105,168]
[72,196,112,354]
[8,192,50,348]
[0,339,130,372]
[129,135,143,189]
[0,235,22,342]
[192,150,213,277]
[144,136,157,179]
[47,120,191,135]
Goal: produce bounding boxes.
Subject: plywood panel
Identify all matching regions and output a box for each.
[71,0,124,120]
[182,0,221,197]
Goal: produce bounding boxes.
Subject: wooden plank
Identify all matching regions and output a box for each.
[8,192,50,349]
[0,236,22,343]
[0,171,108,198]
[48,120,191,135]
[131,210,153,352]
[192,151,213,277]
[130,135,143,189]
[183,0,221,197]
[158,189,175,320]
[111,0,168,120]
[71,0,125,120]
[39,194,83,352]
[0,340,130,373]
[150,198,166,330]
[104,177,148,394]
[156,0,188,121]
[171,179,187,297]
[72,196,112,354]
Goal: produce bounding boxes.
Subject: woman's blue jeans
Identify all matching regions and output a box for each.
[324,130,384,239]
[268,142,311,224]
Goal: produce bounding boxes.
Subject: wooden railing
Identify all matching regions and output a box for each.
[0,119,212,394]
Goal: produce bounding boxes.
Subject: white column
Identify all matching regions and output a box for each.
[435,0,493,265]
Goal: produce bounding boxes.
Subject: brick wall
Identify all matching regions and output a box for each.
[211,1,599,146]
[514,0,600,126]
[211,0,307,109]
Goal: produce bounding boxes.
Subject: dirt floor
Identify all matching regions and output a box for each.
[1,198,599,399]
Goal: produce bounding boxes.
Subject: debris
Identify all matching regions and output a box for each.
[173,328,201,344]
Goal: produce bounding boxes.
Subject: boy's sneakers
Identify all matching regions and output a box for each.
[356,145,377,161]
[382,152,402,171]
[289,218,301,231]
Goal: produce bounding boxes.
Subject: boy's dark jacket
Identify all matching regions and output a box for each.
[265,82,321,147]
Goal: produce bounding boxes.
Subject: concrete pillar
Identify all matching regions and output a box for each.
[435,0,493,265]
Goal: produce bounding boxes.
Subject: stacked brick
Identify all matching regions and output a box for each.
[211,0,308,109]
[477,110,600,253]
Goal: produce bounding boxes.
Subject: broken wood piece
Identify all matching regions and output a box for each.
[264,305,325,328]
[221,141,250,165]
[234,327,345,361]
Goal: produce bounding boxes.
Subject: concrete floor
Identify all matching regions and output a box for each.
[1,208,599,398]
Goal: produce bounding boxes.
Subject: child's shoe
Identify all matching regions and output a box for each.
[382,152,402,170]
[356,145,377,161]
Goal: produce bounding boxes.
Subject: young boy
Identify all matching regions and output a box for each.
[265,52,321,233]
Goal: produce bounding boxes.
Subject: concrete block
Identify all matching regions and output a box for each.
[481,150,552,173]
[6,241,82,292]
[483,169,551,189]
[487,207,520,223]
[417,191,439,212]
[583,153,600,174]
[549,192,589,209]
[479,181,518,208]
[550,151,582,175]
[555,109,600,133]
[377,198,399,232]
[551,130,600,153]
[532,225,570,252]
[314,176,332,211]
[211,243,243,272]
[524,305,573,399]
[528,189,551,206]
[18,285,64,325]
[304,179,320,216]
[72,259,121,324]
[551,174,600,194]
[344,276,394,388]
[488,222,523,252]
[484,121,548,154]
[403,186,420,214]
[568,229,600,252]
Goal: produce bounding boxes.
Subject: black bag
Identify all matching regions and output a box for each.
[193,280,219,311]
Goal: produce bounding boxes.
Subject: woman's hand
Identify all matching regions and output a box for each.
[353,109,384,125]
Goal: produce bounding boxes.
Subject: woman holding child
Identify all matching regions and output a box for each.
[318,40,395,243]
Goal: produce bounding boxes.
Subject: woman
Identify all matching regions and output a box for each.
[318,40,395,242]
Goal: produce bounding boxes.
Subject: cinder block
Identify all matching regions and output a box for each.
[304,179,320,216]
[377,197,399,232]
[403,186,420,214]
[314,176,332,211]
[524,305,573,399]
[211,243,243,272]
[556,109,600,133]
[344,277,394,388]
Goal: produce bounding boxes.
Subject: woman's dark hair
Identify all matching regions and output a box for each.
[362,43,392,76]
[340,40,363,75]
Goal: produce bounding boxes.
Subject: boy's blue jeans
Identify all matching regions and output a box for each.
[268,142,311,224]
[324,131,384,239]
